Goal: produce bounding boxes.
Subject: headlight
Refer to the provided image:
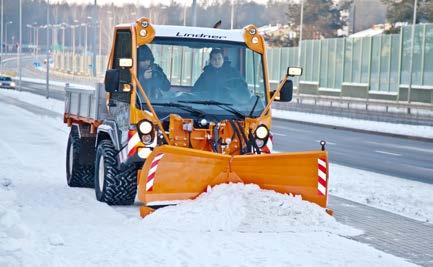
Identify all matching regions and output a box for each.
[137,120,153,135]
[139,29,147,37]
[255,125,269,140]
[10,82,16,87]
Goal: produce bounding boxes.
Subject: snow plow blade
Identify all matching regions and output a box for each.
[138,145,329,209]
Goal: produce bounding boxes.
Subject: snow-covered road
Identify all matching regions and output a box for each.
[0,90,423,266]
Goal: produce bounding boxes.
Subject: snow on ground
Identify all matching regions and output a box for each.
[329,164,433,223]
[0,91,419,266]
[0,89,64,114]
[273,109,433,139]
[1,89,432,223]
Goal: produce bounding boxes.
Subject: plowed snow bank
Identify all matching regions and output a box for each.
[144,183,360,236]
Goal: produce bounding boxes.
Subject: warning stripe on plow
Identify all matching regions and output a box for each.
[146,153,165,191]
[317,158,328,195]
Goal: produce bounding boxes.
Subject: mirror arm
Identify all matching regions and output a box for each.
[258,74,289,118]
[129,69,171,145]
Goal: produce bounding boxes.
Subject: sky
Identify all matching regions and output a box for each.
[51,0,271,7]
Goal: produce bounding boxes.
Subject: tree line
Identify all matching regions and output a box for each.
[2,0,431,51]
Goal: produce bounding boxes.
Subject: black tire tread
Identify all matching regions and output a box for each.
[66,127,95,188]
[96,140,137,205]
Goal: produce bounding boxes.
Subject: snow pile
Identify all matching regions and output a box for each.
[144,183,360,236]
[272,109,433,139]
[0,90,64,115]
[329,164,433,223]
[0,178,31,267]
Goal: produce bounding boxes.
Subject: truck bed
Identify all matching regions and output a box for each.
[64,83,108,127]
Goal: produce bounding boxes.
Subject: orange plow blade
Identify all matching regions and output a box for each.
[138,145,329,208]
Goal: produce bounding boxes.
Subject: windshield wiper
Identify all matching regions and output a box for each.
[152,102,205,116]
[178,100,246,119]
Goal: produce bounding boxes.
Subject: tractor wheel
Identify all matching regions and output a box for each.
[94,140,137,205]
[66,127,95,188]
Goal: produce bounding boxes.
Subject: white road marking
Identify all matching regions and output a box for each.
[365,141,433,154]
[272,132,287,137]
[374,150,402,156]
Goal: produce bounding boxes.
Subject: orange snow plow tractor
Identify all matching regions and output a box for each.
[63,17,330,217]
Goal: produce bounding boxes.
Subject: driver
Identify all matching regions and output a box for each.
[138,45,170,99]
[192,48,247,100]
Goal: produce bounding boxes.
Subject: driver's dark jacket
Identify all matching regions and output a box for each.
[138,63,170,99]
[192,63,242,98]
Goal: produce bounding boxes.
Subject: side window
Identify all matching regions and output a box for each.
[113,30,132,69]
[111,30,132,103]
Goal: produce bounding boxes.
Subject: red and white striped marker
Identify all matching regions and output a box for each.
[127,131,140,157]
[146,153,165,192]
[317,158,328,196]
[261,133,273,154]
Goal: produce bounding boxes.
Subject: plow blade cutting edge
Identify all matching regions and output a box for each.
[137,145,329,211]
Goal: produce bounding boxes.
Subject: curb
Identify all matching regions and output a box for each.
[272,117,433,142]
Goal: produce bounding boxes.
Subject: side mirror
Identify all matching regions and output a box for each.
[287,67,303,77]
[104,68,132,93]
[104,69,120,93]
[278,79,293,102]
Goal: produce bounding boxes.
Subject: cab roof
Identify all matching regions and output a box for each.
[116,23,246,43]
[153,25,245,43]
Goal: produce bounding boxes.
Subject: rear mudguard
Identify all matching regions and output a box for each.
[137,145,329,208]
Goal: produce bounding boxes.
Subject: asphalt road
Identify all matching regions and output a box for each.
[6,54,433,185]
[272,118,433,184]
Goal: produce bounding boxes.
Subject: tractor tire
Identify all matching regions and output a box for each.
[94,140,137,205]
[66,127,95,188]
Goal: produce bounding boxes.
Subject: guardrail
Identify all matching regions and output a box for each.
[271,92,433,126]
[293,94,433,116]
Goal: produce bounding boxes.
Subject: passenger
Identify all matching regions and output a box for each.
[193,48,247,100]
[138,45,170,99]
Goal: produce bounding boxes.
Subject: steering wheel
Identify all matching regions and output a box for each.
[221,77,251,102]
[174,91,200,101]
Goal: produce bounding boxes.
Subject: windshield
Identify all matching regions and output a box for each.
[135,38,267,119]
[0,77,12,81]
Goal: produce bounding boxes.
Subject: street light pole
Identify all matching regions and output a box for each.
[35,26,39,56]
[5,21,12,53]
[92,0,97,77]
[98,20,102,57]
[83,23,88,56]
[407,0,418,111]
[192,0,197,26]
[61,25,65,52]
[230,0,234,29]
[28,25,32,45]
[1,0,3,72]
[46,0,50,99]
[18,0,22,91]
[26,24,34,55]
[72,25,76,57]
[296,0,304,102]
